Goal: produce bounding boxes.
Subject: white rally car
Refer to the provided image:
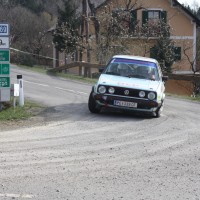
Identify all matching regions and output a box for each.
[88,55,168,117]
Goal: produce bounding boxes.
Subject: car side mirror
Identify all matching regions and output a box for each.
[162,76,168,82]
[99,67,104,73]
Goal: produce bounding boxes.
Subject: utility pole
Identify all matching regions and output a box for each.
[82,0,91,77]
[86,0,91,77]
[80,0,86,76]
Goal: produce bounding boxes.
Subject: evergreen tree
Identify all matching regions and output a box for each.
[150,20,175,73]
[53,0,80,54]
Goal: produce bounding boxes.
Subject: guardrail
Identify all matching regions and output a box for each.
[48,61,200,82]
[48,61,104,77]
[166,73,200,82]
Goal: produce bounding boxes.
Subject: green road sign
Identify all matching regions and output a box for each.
[0,77,10,87]
[0,63,9,75]
[0,50,9,62]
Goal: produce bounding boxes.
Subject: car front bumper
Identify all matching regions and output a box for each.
[93,93,161,113]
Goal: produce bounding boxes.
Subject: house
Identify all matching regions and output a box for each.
[55,0,200,95]
[84,0,200,74]
[56,0,200,73]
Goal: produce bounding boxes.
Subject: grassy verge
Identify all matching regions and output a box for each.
[166,93,200,102]
[0,100,44,121]
[15,64,98,84]
[47,71,98,84]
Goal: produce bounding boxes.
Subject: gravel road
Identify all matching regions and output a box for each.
[0,66,200,200]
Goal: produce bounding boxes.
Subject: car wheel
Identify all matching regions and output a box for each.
[155,101,164,118]
[88,91,101,113]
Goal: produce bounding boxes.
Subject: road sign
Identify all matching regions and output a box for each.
[0,24,9,36]
[0,88,10,101]
[0,23,10,103]
[0,77,10,87]
[0,50,9,62]
[0,37,9,49]
[0,63,10,75]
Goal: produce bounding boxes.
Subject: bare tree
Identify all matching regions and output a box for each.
[182,34,200,74]
[86,0,177,74]
[0,5,54,66]
[88,0,158,64]
[182,34,200,96]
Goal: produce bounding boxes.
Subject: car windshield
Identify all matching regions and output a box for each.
[104,58,160,81]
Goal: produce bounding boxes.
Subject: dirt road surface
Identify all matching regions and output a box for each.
[0,66,199,200]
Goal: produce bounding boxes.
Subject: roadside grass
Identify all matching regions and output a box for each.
[47,71,98,84]
[0,100,44,121]
[16,64,98,84]
[166,93,200,102]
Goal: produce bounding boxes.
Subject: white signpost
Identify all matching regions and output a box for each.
[11,83,19,108]
[0,23,10,107]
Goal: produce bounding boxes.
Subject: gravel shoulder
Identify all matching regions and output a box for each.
[1,95,200,199]
[0,96,199,132]
[0,106,48,132]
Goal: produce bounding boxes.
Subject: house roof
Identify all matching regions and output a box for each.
[172,0,200,26]
[96,0,111,9]
[96,0,200,26]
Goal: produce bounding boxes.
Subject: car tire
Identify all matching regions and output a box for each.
[88,91,101,113]
[155,101,164,118]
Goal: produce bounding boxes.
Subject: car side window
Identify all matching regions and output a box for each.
[157,65,162,81]
[105,63,119,75]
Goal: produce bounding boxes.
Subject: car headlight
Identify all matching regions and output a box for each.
[148,92,156,100]
[139,91,145,98]
[108,87,115,94]
[98,86,106,94]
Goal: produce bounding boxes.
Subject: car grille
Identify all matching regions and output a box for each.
[113,87,143,98]
[98,85,156,99]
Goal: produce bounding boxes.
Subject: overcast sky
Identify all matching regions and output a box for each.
[178,0,200,8]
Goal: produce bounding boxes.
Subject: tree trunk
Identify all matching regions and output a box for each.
[82,0,90,77]
[88,0,100,44]
[55,48,59,68]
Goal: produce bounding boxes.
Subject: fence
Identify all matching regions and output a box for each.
[49,62,200,96]
[48,61,104,77]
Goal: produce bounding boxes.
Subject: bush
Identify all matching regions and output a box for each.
[11,53,36,67]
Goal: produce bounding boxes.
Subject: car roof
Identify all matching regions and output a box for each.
[112,55,158,64]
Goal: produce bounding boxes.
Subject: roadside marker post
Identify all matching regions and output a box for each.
[17,75,24,107]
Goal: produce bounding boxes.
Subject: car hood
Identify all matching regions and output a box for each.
[98,74,160,91]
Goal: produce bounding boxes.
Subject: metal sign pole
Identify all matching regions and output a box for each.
[0,23,10,106]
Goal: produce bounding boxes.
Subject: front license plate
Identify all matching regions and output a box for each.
[114,100,137,108]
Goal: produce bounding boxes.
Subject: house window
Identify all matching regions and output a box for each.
[148,11,160,24]
[174,47,181,61]
[142,10,167,25]
[130,10,137,31]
